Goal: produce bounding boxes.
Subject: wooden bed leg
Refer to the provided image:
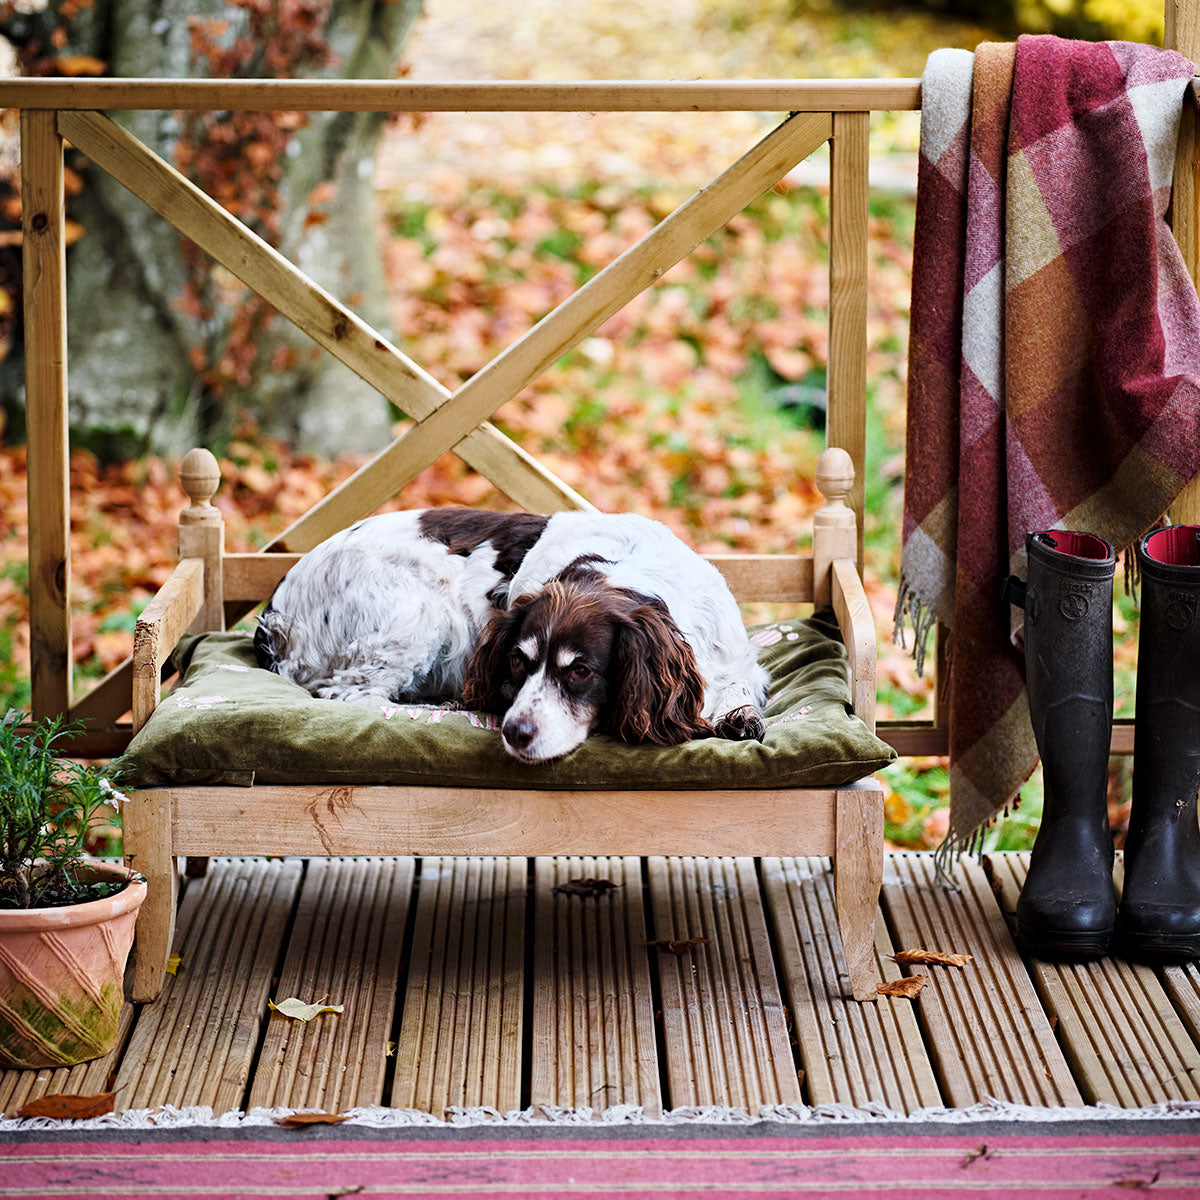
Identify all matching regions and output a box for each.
[125,788,177,1003]
[835,779,884,1001]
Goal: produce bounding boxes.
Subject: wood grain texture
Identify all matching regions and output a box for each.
[249,858,413,1113]
[21,109,71,721]
[223,551,816,605]
[57,110,590,527]
[879,720,1138,758]
[124,789,177,1004]
[649,856,802,1110]
[832,558,876,730]
[530,856,661,1116]
[165,784,839,859]
[178,449,226,634]
[1168,17,1200,526]
[117,858,302,1113]
[812,448,857,610]
[391,857,525,1115]
[131,558,203,732]
[990,853,1200,1106]
[835,781,885,1001]
[12,853,1200,1119]
[881,853,1082,1107]
[827,111,870,570]
[6,78,923,112]
[762,857,942,1113]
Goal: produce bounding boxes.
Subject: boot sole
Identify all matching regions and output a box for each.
[1116,929,1200,964]
[1016,922,1112,961]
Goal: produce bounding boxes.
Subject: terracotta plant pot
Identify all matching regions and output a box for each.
[0,862,147,1069]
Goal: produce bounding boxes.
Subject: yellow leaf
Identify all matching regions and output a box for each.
[268,997,345,1022]
[386,1041,396,1057]
[165,952,182,976]
[54,55,107,77]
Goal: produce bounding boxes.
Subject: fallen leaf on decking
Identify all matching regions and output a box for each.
[876,976,926,999]
[15,1091,117,1120]
[554,878,618,897]
[165,952,183,976]
[892,948,973,968]
[268,997,345,1022]
[961,1143,991,1168]
[274,1111,350,1127]
[646,937,711,956]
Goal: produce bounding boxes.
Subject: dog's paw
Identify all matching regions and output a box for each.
[713,705,766,742]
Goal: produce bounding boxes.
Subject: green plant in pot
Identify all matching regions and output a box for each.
[0,711,147,1069]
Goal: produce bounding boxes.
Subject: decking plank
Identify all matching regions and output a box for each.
[648,856,801,1111]
[391,857,525,1115]
[530,856,661,1116]
[989,852,1200,1106]
[117,857,303,1112]
[762,856,942,1113]
[881,852,1082,1108]
[9,852,1200,1120]
[248,857,413,1113]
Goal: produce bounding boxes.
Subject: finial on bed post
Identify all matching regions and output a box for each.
[813,447,857,609]
[179,448,225,633]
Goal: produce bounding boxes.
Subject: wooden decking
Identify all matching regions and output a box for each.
[3,852,1200,1118]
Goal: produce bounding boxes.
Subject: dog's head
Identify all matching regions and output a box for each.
[461,577,711,762]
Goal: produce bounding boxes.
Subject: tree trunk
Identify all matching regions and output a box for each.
[13,0,421,459]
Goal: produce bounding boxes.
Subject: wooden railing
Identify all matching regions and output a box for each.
[6,0,1200,760]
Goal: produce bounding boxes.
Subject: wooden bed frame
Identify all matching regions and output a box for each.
[127,444,883,1004]
[7,0,1200,1006]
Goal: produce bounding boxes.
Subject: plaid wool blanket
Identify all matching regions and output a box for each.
[897,36,1200,851]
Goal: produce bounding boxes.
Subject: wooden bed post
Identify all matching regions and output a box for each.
[812,446,857,609]
[21,110,71,721]
[127,451,225,996]
[178,448,225,633]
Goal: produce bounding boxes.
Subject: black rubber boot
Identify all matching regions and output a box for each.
[1006,530,1117,959]
[1117,525,1200,963]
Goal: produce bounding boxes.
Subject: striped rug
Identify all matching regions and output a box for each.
[3,1118,1199,1198]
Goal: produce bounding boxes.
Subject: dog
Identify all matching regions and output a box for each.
[254,508,769,762]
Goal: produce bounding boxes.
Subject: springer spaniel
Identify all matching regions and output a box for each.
[254,509,769,762]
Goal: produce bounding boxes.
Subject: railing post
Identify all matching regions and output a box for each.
[828,110,870,572]
[21,109,71,722]
[1167,0,1200,525]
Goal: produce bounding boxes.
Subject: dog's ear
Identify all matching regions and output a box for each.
[461,601,527,713]
[610,604,712,745]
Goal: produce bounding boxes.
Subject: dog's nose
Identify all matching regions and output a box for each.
[503,717,536,751]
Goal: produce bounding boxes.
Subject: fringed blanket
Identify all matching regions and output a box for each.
[897,36,1200,854]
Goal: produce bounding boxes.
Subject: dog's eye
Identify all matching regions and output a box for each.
[567,664,593,685]
[509,651,527,675]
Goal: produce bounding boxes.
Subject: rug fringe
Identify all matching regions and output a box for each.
[3,1097,1200,1133]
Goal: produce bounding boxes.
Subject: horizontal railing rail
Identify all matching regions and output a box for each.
[0,78,921,112]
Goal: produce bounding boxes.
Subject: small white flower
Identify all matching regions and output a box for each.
[99,778,130,805]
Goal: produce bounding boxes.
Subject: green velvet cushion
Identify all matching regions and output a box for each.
[124,609,895,790]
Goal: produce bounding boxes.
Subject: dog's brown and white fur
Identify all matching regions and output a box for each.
[254,509,768,762]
